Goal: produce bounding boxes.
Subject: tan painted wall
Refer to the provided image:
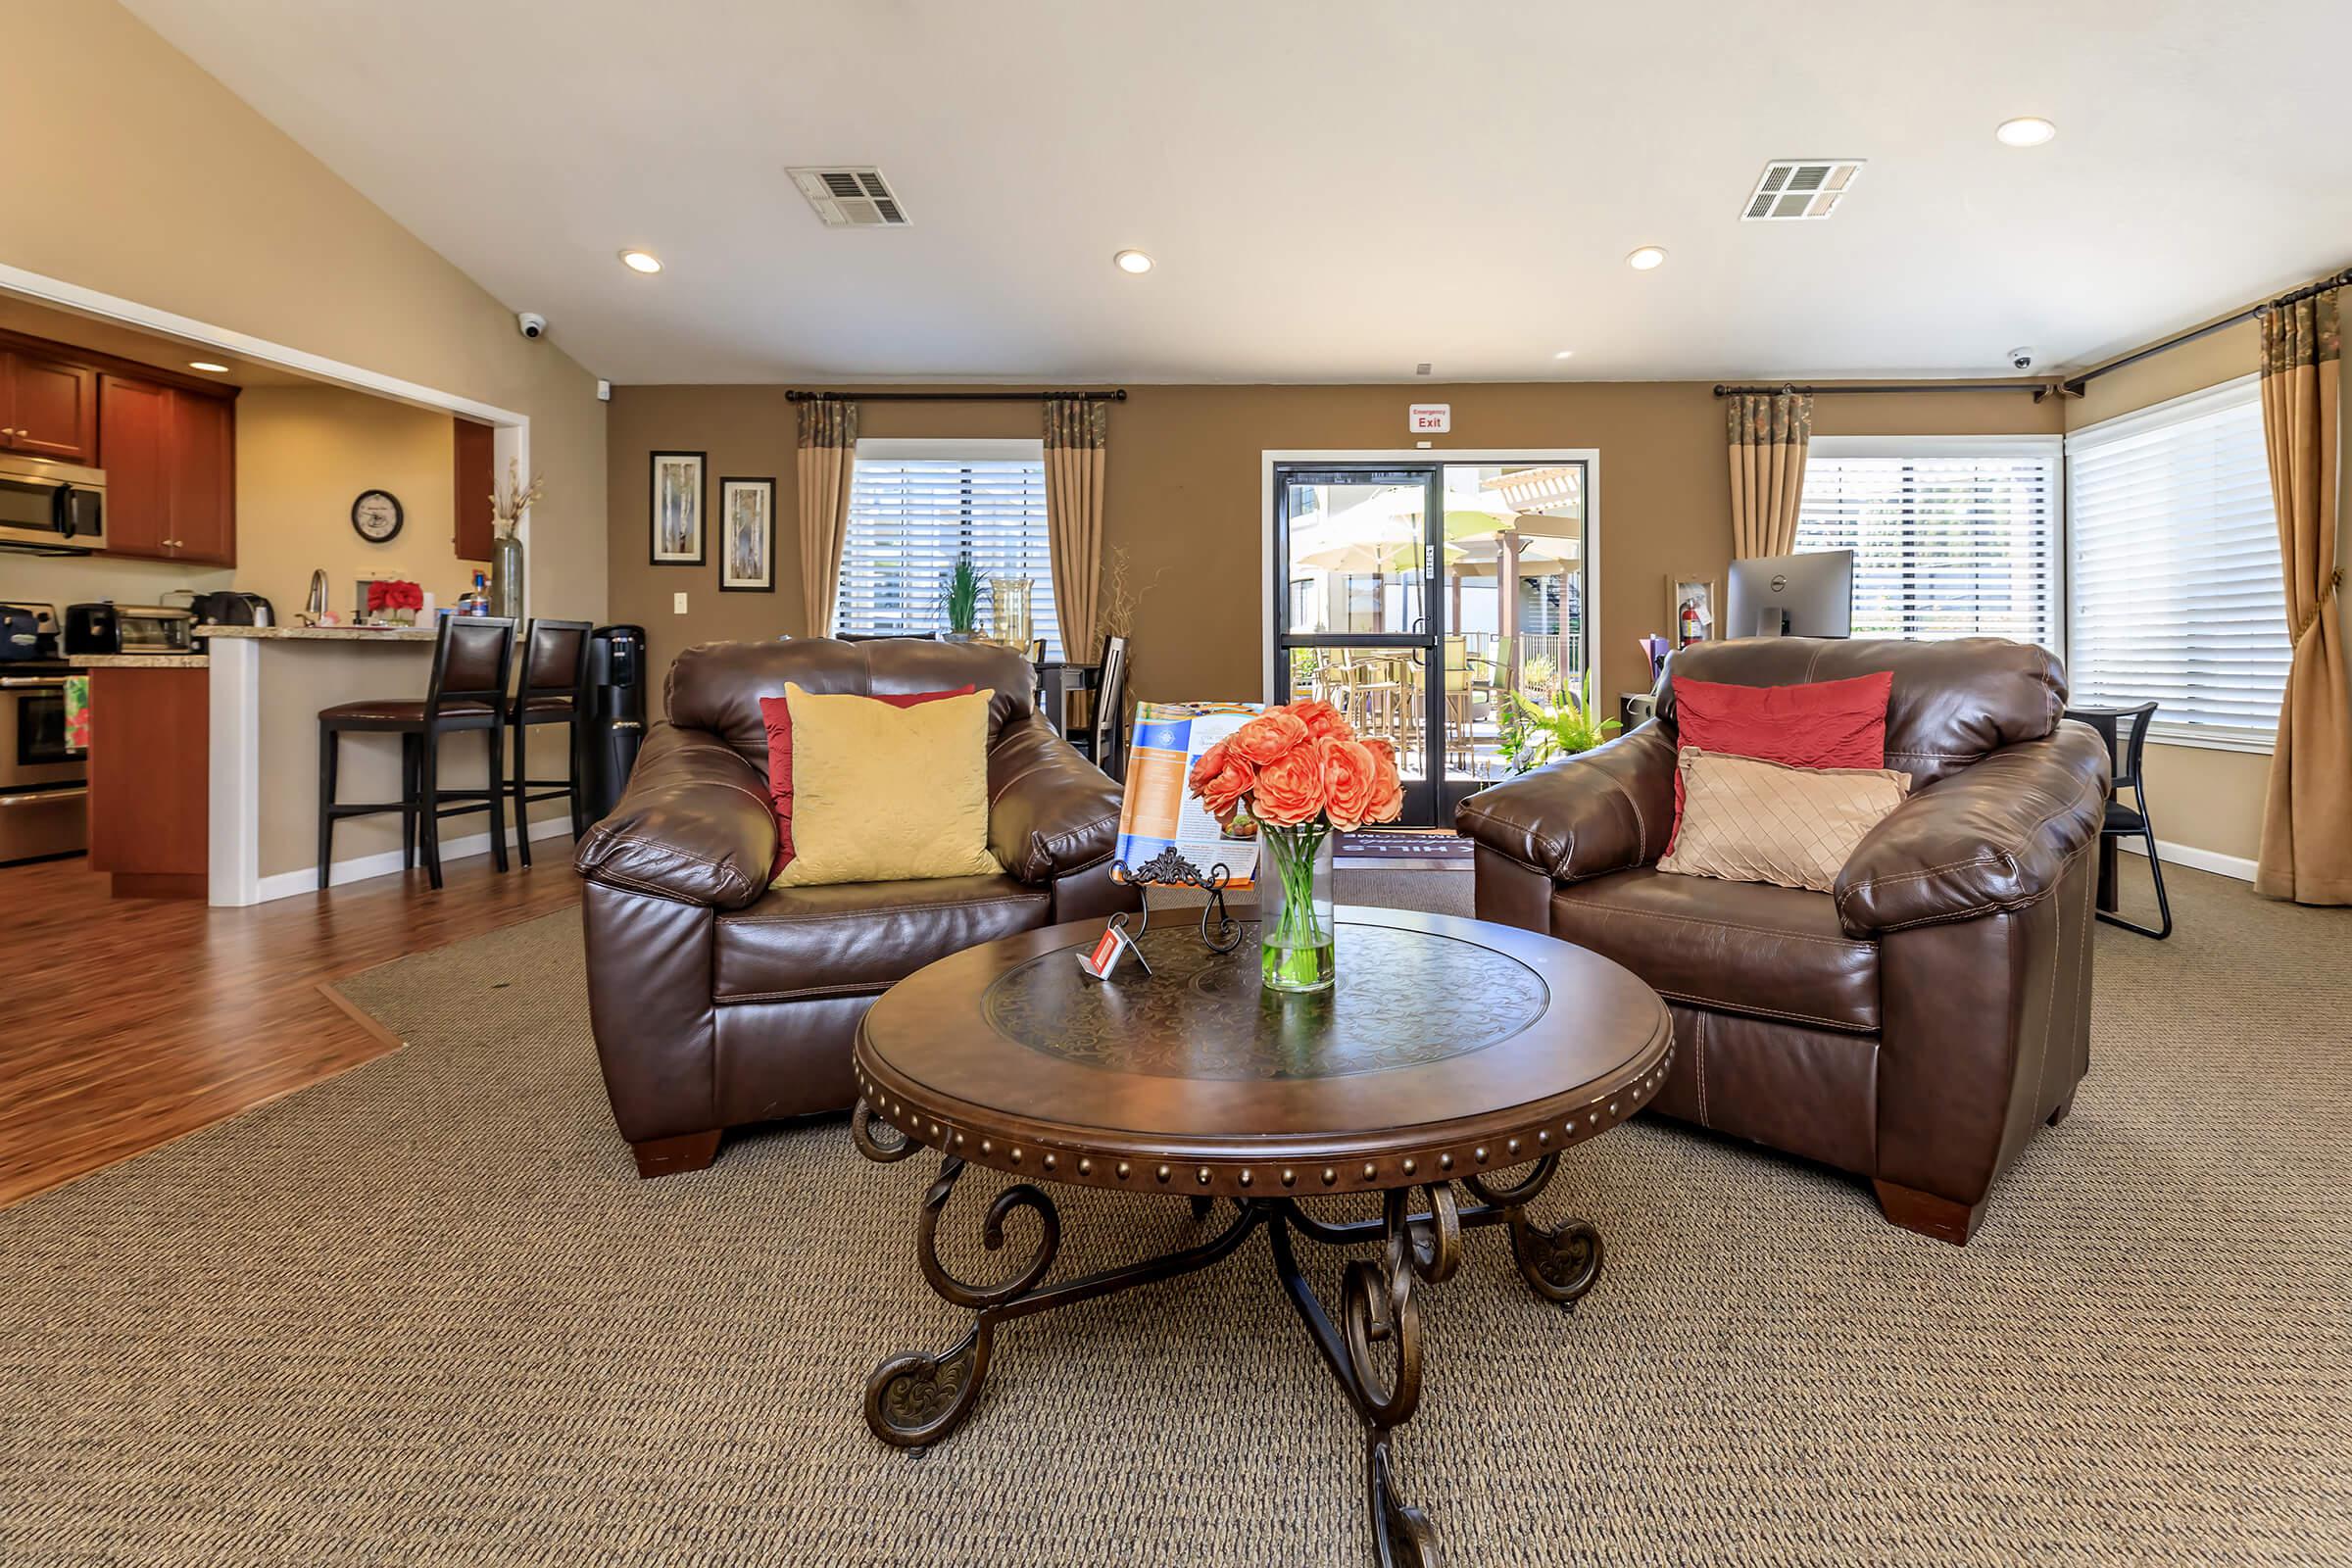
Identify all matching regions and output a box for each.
[236,387,476,620]
[0,1,605,626]
[2063,318,2275,866]
[607,381,2061,711]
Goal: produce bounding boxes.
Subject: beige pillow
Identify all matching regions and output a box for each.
[1658,747,1912,894]
[770,682,1003,887]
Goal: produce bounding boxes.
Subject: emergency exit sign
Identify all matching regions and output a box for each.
[1409,403,1450,433]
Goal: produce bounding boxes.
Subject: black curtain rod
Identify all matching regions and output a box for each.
[2058,266,2352,397]
[785,389,1127,404]
[1713,382,2050,397]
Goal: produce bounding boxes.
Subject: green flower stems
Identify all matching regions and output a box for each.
[1260,821,1336,992]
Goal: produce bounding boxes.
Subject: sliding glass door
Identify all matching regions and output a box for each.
[1273,461,1591,826]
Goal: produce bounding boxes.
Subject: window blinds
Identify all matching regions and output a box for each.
[835,458,1064,659]
[2066,380,2287,741]
[1794,446,2060,649]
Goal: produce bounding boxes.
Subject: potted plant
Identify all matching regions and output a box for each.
[365,578,424,625]
[942,555,982,643]
[1187,701,1405,993]
[1501,672,1622,774]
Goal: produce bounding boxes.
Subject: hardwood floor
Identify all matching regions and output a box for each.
[0,851,582,1209]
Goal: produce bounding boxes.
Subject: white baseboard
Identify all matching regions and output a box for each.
[251,814,577,905]
[2119,836,2256,883]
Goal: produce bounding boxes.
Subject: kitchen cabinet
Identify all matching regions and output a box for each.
[453,416,495,562]
[1,350,98,462]
[96,375,172,556]
[166,389,235,564]
[96,374,236,565]
[86,665,209,901]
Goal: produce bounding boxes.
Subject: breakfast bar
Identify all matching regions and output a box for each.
[205,624,486,906]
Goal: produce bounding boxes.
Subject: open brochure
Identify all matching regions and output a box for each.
[1110,701,1262,890]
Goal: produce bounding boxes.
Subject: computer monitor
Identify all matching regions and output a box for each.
[1726,550,1853,638]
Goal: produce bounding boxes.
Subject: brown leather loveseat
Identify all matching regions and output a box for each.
[1458,638,2111,1244]
[573,638,1137,1177]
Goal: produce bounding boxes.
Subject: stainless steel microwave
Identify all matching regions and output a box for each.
[0,456,106,554]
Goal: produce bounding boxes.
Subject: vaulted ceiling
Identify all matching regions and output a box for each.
[123,0,2352,384]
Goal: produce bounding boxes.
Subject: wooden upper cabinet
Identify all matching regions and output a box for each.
[2,351,98,462]
[95,374,236,565]
[453,416,495,562]
[97,376,173,559]
[165,390,235,564]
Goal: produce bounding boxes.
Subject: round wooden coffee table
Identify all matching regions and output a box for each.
[850,906,1673,1567]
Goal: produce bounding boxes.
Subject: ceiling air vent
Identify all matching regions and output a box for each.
[788,167,908,227]
[1741,160,1865,221]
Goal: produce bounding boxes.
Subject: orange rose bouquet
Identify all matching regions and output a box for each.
[1185,700,1403,992]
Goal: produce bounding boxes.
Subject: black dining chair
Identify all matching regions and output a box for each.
[508,617,595,866]
[2064,700,2173,939]
[317,616,516,892]
[1065,634,1131,782]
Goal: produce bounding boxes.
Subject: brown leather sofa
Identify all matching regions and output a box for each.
[572,638,1138,1178]
[1457,637,2110,1244]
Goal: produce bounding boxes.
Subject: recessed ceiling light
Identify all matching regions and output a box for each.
[1113,249,1153,274]
[618,249,663,273]
[188,361,229,373]
[1995,117,2056,148]
[1552,349,1576,360]
[1626,246,1667,271]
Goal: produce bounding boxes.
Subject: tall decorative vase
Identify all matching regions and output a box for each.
[490,530,524,619]
[1258,822,1336,993]
[990,575,1034,649]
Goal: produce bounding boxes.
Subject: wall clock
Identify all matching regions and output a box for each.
[351,489,405,543]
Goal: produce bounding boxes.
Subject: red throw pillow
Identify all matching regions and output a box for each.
[1666,670,1893,851]
[760,684,977,874]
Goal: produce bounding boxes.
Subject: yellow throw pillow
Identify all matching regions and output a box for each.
[771,682,1002,887]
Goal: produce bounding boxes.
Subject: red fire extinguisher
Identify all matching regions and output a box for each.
[1680,599,1702,647]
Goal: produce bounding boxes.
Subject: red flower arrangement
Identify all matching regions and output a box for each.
[366,579,424,616]
[1185,699,1404,832]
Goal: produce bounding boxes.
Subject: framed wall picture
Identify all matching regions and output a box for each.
[1667,573,1719,649]
[717,476,776,593]
[649,451,708,565]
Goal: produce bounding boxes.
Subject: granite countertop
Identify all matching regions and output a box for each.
[76,653,210,669]
[199,624,439,642]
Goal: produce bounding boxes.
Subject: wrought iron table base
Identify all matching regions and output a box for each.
[854,1114,1603,1568]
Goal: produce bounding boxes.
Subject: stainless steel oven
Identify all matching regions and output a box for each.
[0,664,87,863]
[0,456,107,554]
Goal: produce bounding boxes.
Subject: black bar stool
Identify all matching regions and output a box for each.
[508,617,595,866]
[2064,700,2173,939]
[318,616,516,892]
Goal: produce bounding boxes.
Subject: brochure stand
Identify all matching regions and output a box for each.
[1109,853,1242,956]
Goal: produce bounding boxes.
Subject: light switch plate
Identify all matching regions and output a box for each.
[673,592,689,614]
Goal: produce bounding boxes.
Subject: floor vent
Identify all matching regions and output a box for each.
[1741,160,1864,220]
[788,167,909,227]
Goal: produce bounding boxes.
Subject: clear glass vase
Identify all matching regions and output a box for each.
[490,530,524,619]
[1258,822,1336,993]
[989,575,1033,648]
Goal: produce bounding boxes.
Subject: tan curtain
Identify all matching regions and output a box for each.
[795,399,858,638]
[1043,397,1109,663]
[1726,391,1813,559]
[2254,290,2352,905]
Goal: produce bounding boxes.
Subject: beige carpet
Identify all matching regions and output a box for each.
[4,863,2349,1567]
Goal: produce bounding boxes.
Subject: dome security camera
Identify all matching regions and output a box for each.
[2007,346,2035,372]
[517,312,548,340]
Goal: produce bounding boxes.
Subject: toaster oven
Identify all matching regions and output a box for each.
[64,602,195,657]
